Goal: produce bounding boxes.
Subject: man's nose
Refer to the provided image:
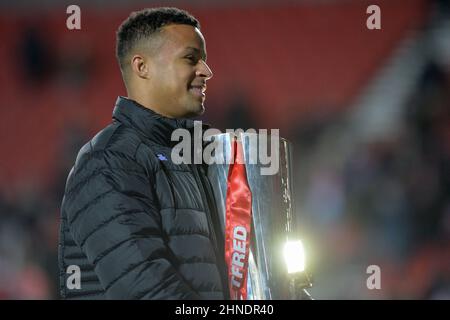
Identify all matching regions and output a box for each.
[197,60,213,80]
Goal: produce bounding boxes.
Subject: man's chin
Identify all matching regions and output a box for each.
[197,104,205,115]
[185,104,205,118]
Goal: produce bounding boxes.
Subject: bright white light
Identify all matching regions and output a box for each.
[283,240,306,274]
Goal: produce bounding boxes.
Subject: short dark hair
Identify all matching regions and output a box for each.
[116,7,200,72]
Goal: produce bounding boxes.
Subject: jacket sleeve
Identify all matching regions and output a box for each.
[63,149,201,299]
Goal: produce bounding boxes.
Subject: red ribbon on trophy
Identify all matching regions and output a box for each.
[224,136,253,300]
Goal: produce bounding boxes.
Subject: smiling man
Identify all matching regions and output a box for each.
[58,7,228,299]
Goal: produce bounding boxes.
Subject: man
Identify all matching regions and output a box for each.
[58,7,229,299]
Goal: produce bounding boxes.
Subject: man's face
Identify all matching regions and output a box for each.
[146,24,213,118]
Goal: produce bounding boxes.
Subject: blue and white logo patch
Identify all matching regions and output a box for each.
[157,154,168,161]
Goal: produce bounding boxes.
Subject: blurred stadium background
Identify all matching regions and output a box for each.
[0,0,449,299]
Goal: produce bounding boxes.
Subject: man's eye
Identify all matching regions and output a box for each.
[185,56,197,64]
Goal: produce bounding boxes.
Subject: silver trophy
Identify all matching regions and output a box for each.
[207,132,312,300]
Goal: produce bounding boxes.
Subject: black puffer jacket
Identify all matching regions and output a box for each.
[58,97,228,299]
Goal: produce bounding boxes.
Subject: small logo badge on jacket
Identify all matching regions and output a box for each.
[157,154,168,161]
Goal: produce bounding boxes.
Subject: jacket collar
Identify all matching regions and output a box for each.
[112,96,209,147]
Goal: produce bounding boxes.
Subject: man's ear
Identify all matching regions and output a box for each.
[131,54,150,79]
